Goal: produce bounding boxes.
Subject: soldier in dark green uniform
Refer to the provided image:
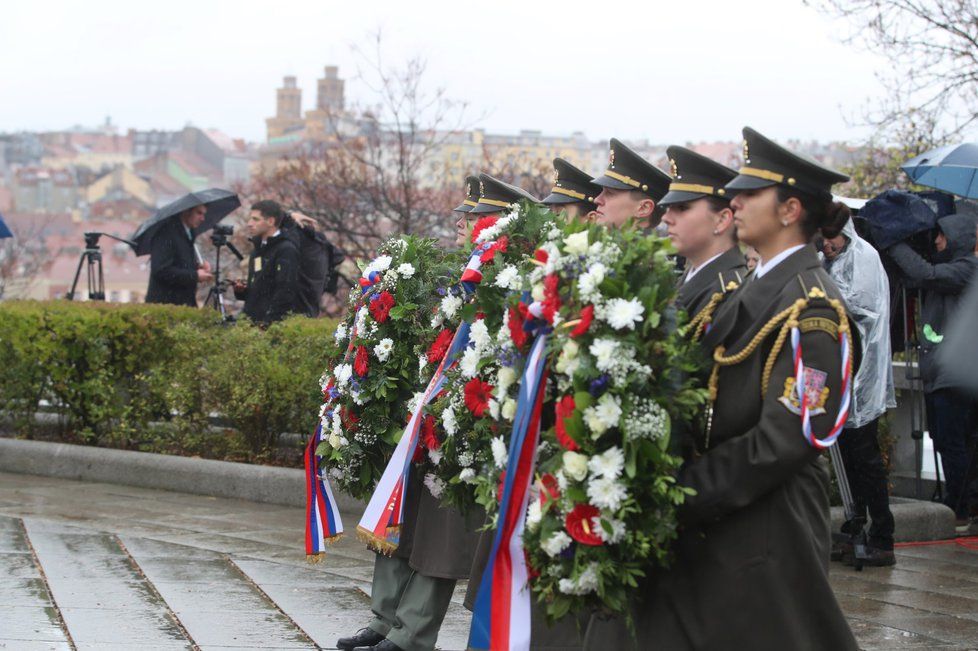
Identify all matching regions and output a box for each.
[659,145,747,335]
[591,138,671,229]
[541,158,599,221]
[600,127,860,650]
[336,177,486,651]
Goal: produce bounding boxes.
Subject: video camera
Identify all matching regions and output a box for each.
[211,223,235,247]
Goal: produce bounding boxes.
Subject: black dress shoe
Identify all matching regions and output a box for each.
[365,640,405,651]
[844,545,896,567]
[337,628,385,650]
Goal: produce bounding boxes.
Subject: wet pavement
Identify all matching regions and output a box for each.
[0,471,976,650]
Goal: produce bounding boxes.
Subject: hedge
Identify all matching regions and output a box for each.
[0,301,338,463]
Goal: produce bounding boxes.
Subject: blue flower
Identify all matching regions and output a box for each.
[589,374,610,397]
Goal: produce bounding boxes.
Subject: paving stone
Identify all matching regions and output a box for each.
[0,605,68,643]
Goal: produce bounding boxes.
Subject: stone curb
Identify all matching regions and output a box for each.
[0,439,957,542]
[0,438,366,513]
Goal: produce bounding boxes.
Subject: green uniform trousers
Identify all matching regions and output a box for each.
[367,553,457,651]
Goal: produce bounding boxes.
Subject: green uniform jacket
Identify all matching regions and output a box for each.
[675,245,747,324]
[405,486,482,579]
[633,245,859,650]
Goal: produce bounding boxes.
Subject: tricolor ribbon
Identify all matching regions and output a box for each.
[790,325,852,450]
[469,332,550,651]
[356,321,472,553]
[460,242,492,292]
[305,422,344,559]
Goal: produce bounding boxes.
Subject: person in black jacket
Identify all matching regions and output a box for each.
[884,210,978,532]
[145,205,213,306]
[232,200,300,326]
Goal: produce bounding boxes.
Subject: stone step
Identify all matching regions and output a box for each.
[0,516,71,649]
[120,536,317,650]
[22,517,191,649]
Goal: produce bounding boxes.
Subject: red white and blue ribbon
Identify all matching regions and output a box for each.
[460,242,492,292]
[305,422,344,558]
[469,332,549,651]
[791,325,852,450]
[356,321,472,553]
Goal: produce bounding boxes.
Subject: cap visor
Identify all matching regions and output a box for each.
[469,202,504,214]
[591,174,634,191]
[541,193,578,205]
[658,189,709,206]
[725,175,776,191]
[453,203,473,212]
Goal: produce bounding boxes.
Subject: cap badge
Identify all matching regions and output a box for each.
[609,148,615,168]
[669,158,679,179]
[743,139,751,165]
[479,180,486,197]
[553,168,560,186]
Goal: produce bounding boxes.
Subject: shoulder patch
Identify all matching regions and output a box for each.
[799,317,838,338]
[779,368,830,416]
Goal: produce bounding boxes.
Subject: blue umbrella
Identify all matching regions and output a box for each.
[0,212,12,239]
[901,143,978,199]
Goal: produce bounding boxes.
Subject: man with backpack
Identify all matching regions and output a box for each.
[281,208,345,317]
[232,200,301,325]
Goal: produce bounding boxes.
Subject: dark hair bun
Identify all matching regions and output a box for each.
[819,201,850,239]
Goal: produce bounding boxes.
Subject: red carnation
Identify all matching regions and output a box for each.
[354,345,369,377]
[427,328,454,364]
[540,473,561,504]
[565,503,604,546]
[570,304,595,339]
[471,216,499,243]
[507,306,528,349]
[480,235,509,264]
[464,377,494,418]
[542,274,561,324]
[534,248,549,264]
[340,406,360,433]
[369,291,396,323]
[554,395,579,451]
[421,414,440,451]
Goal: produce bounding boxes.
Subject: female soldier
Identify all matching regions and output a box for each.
[616,127,860,650]
[541,158,599,222]
[659,145,747,334]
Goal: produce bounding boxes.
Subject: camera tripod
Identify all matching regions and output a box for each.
[67,232,137,301]
[202,233,244,322]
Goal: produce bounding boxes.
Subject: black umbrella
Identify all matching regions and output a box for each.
[131,188,241,256]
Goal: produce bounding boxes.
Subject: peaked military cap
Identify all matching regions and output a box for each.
[453,175,480,213]
[542,158,600,207]
[659,146,738,207]
[592,138,671,201]
[726,127,850,200]
[470,173,539,214]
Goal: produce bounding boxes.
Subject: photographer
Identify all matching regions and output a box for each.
[821,210,897,564]
[884,210,978,533]
[279,208,342,318]
[146,204,213,306]
[232,200,300,326]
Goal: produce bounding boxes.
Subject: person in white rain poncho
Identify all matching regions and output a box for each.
[820,210,898,565]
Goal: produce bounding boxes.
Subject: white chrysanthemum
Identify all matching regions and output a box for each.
[501,398,517,421]
[488,398,500,420]
[563,230,589,255]
[405,391,425,415]
[589,339,618,372]
[364,255,392,276]
[334,363,353,387]
[396,262,415,278]
[331,411,342,437]
[496,366,516,399]
[541,531,572,558]
[584,394,622,437]
[354,306,369,334]
[431,312,444,328]
[588,446,625,480]
[469,319,491,352]
[577,263,606,298]
[424,473,445,499]
[476,224,501,243]
[491,436,508,469]
[459,347,481,378]
[333,322,348,343]
[459,467,476,482]
[441,294,463,319]
[558,563,600,595]
[604,297,645,330]
[562,451,589,482]
[418,354,428,374]
[442,405,457,437]
[587,477,628,511]
[526,499,543,531]
[494,265,521,291]
[373,338,394,362]
[594,515,626,544]
[428,448,443,466]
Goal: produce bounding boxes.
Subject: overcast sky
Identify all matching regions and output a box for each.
[1,0,890,144]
